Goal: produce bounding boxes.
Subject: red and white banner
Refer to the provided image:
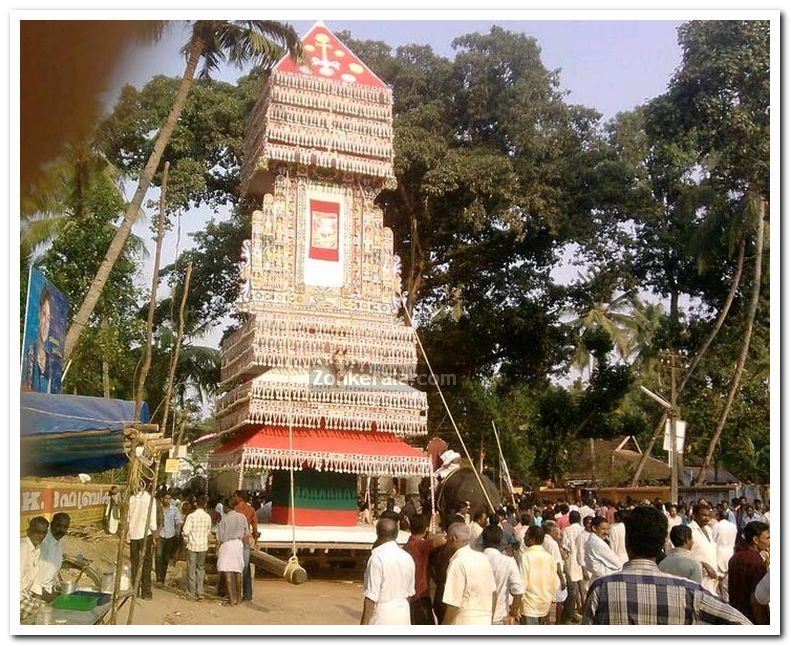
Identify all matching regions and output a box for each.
[308,199,340,262]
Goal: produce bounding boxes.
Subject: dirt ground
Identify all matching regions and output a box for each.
[61,526,366,625]
[116,577,364,625]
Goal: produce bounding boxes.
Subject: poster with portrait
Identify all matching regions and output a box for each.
[308,199,340,262]
[21,267,69,394]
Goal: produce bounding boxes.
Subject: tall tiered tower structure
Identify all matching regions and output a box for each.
[210,22,430,526]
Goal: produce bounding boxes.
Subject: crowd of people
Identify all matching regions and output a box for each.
[20,485,770,627]
[20,485,272,621]
[20,512,72,620]
[122,486,265,606]
[360,495,771,626]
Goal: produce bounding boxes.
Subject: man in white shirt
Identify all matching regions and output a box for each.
[688,502,720,595]
[584,516,622,581]
[127,485,159,600]
[469,510,488,549]
[563,511,585,617]
[182,495,213,600]
[579,499,595,521]
[711,506,738,600]
[360,518,415,624]
[21,516,49,620]
[608,510,628,565]
[434,450,462,482]
[482,524,524,624]
[442,522,497,624]
[666,503,683,527]
[575,515,594,593]
[36,512,70,597]
[664,504,684,552]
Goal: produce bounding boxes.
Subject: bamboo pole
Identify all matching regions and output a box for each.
[491,421,517,508]
[162,261,193,437]
[109,430,140,624]
[402,304,495,514]
[135,161,170,421]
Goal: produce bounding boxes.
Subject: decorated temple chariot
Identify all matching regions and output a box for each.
[209,22,432,526]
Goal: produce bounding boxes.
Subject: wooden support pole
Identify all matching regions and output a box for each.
[109,430,140,625]
[162,261,193,436]
[248,549,307,585]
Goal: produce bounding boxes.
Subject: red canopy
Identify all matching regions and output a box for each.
[209,427,432,478]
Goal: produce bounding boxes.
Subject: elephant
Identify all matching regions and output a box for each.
[424,467,502,528]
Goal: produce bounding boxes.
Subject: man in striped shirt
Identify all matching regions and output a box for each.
[182,495,213,600]
[583,505,751,625]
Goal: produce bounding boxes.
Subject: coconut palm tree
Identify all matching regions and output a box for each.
[21,139,129,265]
[632,195,765,486]
[564,289,639,377]
[696,192,766,484]
[139,324,221,427]
[623,300,666,374]
[63,20,303,362]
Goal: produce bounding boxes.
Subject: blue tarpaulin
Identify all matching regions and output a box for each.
[20,392,149,476]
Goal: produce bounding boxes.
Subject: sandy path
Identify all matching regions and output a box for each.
[116,575,365,625]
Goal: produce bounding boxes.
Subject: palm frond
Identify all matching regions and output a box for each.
[21,214,70,262]
[186,19,303,79]
[132,20,170,46]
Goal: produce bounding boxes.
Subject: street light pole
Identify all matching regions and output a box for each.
[639,350,686,501]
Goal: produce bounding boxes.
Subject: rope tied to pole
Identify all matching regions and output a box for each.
[401,299,495,515]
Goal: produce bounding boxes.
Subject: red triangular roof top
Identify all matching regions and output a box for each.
[274,20,387,88]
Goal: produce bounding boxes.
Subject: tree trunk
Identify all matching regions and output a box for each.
[405,256,425,317]
[102,360,110,398]
[696,198,766,485]
[161,262,193,436]
[405,211,424,316]
[135,161,169,420]
[101,315,111,398]
[630,237,747,486]
[63,38,205,362]
[408,208,417,308]
[670,288,679,324]
[174,413,188,454]
[681,237,747,392]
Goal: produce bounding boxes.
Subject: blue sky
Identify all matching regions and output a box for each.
[109,19,685,347]
[111,19,684,122]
